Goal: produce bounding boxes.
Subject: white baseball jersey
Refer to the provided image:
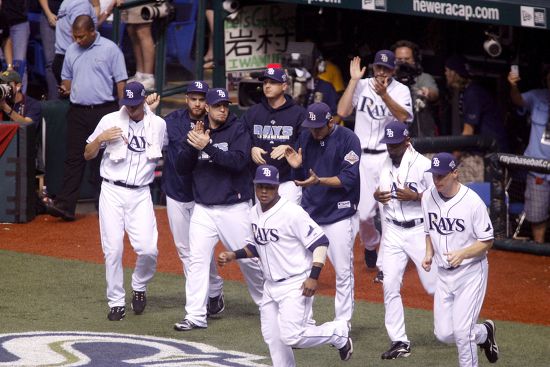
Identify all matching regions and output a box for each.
[246,197,326,282]
[88,108,167,186]
[422,184,494,268]
[379,146,433,222]
[352,77,413,150]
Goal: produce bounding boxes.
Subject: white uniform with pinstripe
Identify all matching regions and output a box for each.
[422,184,493,367]
[88,109,166,308]
[352,77,412,263]
[248,197,349,367]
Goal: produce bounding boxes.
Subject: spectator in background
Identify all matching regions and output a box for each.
[0,9,14,69]
[508,65,550,244]
[108,0,156,90]
[0,0,30,93]
[53,0,98,85]
[39,0,63,100]
[43,14,127,221]
[301,52,340,116]
[392,40,439,137]
[444,55,509,152]
[317,55,345,95]
[0,70,41,126]
[203,0,214,69]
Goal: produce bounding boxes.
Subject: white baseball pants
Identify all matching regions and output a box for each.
[434,260,489,367]
[322,213,359,323]
[184,202,264,327]
[99,181,158,308]
[382,221,437,342]
[261,273,349,367]
[166,196,224,298]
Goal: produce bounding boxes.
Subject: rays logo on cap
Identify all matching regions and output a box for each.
[217,89,226,97]
[309,111,316,120]
[433,157,440,167]
[262,167,272,177]
[125,90,134,98]
[195,81,203,89]
[381,53,388,62]
[386,128,394,138]
[267,68,275,75]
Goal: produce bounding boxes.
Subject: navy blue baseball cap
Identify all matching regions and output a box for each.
[445,55,470,78]
[302,102,332,128]
[427,153,459,175]
[380,121,409,144]
[373,50,396,70]
[206,88,231,105]
[253,164,280,185]
[258,67,288,83]
[187,80,209,94]
[120,81,146,106]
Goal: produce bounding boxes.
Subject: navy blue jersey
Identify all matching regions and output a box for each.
[295,125,361,225]
[176,113,252,205]
[162,109,197,203]
[242,95,306,182]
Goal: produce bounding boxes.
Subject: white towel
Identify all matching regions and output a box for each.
[104,104,165,161]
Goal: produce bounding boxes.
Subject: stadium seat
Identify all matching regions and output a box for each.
[165,0,198,73]
[466,181,491,207]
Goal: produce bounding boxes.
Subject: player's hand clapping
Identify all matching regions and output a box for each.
[374,187,391,204]
[187,121,210,150]
[284,146,302,168]
[145,92,160,112]
[270,145,289,160]
[294,169,320,187]
[251,147,268,165]
[302,278,318,297]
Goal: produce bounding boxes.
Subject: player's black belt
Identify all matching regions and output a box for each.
[388,218,424,229]
[70,101,117,109]
[103,178,145,189]
[443,266,460,271]
[362,148,386,154]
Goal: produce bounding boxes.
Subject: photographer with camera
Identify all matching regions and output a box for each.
[0,70,41,126]
[392,40,439,137]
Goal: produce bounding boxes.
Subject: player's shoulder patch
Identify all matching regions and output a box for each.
[344,150,359,165]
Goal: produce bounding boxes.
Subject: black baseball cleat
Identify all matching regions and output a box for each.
[479,320,499,363]
[43,197,75,221]
[338,337,353,361]
[107,306,126,321]
[373,270,384,284]
[364,249,378,268]
[174,319,207,331]
[207,293,225,317]
[381,341,411,360]
[131,290,147,315]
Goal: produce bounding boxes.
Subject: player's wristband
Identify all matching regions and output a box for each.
[309,265,322,280]
[234,249,248,259]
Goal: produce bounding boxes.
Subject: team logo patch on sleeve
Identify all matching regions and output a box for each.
[344,151,359,165]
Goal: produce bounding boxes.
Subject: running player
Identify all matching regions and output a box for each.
[337,50,413,282]
[373,121,436,359]
[285,102,361,325]
[84,82,166,321]
[218,164,353,366]
[422,152,499,366]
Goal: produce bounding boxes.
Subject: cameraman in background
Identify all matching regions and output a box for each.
[0,70,41,126]
[392,40,439,137]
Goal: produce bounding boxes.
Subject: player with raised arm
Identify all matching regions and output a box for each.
[218,165,353,367]
[337,50,413,283]
[422,152,499,366]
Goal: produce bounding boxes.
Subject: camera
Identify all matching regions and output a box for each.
[0,82,14,101]
[141,0,175,21]
[394,62,422,87]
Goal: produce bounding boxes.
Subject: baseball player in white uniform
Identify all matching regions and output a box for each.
[337,50,413,282]
[373,121,436,359]
[84,82,167,321]
[422,152,499,366]
[218,165,353,367]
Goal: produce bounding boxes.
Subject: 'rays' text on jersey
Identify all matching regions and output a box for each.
[357,97,391,120]
[252,223,279,245]
[428,213,465,235]
[128,135,147,153]
[253,124,294,142]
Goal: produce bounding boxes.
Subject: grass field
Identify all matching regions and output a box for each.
[1,249,549,366]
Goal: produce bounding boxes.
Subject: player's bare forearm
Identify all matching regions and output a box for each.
[337,80,358,118]
[396,187,421,202]
[318,175,343,188]
[284,147,302,168]
[444,239,493,267]
[380,94,409,122]
[423,235,434,271]
[84,127,123,160]
[116,81,126,101]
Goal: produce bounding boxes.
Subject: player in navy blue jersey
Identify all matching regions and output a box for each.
[284,102,361,325]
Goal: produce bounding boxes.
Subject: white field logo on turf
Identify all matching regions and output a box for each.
[0,331,270,366]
